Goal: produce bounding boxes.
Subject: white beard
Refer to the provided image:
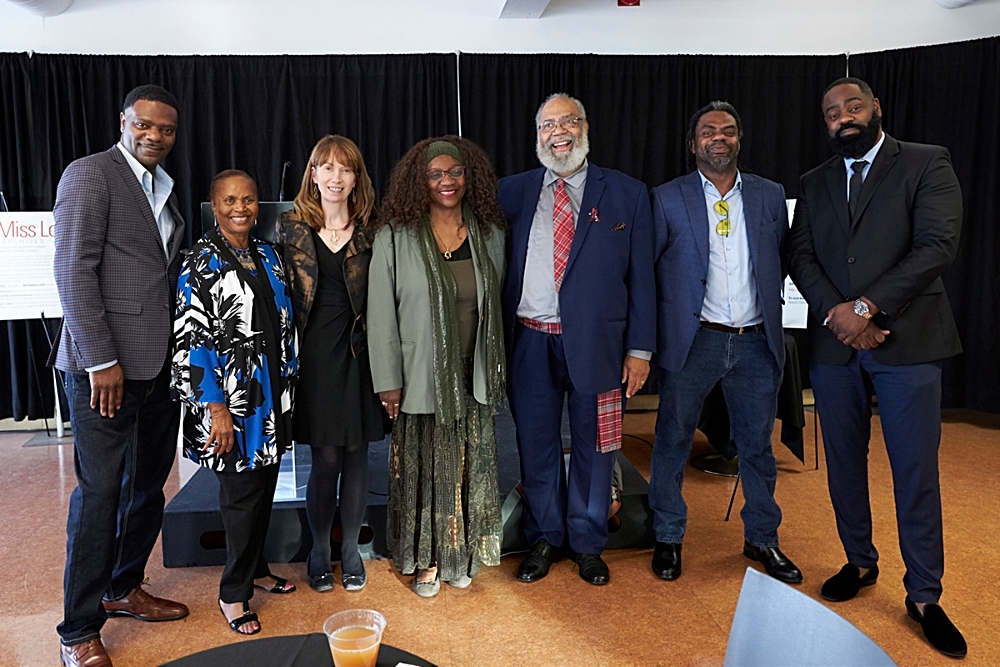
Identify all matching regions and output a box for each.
[536,131,590,174]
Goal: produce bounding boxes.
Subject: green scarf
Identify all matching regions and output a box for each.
[417,205,506,435]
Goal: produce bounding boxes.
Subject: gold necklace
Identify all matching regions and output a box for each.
[324,221,353,245]
[431,221,466,259]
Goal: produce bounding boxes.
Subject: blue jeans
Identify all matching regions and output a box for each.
[649,327,783,547]
[811,352,944,603]
[58,364,180,645]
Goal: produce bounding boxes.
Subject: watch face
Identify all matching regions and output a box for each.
[854,300,870,317]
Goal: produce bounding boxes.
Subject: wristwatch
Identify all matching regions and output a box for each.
[853,298,872,320]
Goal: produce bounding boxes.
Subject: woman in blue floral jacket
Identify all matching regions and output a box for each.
[173,170,297,636]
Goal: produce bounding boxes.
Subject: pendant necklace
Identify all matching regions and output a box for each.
[324,221,352,245]
[432,221,466,259]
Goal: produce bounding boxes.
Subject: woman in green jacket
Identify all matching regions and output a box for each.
[367,136,506,596]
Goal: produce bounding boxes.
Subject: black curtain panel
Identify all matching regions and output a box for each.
[851,37,1000,412]
[1,41,998,419]
[458,53,845,195]
[0,52,458,421]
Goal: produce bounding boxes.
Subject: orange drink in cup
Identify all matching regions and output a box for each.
[323,609,386,667]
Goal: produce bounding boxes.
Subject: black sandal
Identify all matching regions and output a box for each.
[253,576,296,594]
[219,599,260,635]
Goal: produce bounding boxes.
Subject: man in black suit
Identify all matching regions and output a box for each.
[788,77,966,658]
[52,85,189,667]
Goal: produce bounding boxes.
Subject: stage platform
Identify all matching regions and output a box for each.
[162,403,654,568]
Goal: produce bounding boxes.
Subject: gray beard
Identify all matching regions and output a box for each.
[536,132,590,174]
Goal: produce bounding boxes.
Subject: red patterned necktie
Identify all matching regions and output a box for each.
[553,178,574,291]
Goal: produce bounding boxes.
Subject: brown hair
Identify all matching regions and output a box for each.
[379,135,506,235]
[291,135,377,232]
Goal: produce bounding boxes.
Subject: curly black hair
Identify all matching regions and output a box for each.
[379,135,507,235]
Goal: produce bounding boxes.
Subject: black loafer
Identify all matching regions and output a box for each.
[651,542,682,580]
[906,597,967,658]
[743,541,803,584]
[821,563,878,602]
[517,540,564,582]
[575,553,610,585]
[308,572,334,593]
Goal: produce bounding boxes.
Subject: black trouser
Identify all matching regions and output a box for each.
[217,462,281,603]
[59,363,179,646]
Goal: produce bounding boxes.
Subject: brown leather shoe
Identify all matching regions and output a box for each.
[103,585,189,622]
[60,638,112,667]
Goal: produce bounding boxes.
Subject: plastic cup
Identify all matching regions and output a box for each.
[323,609,386,667]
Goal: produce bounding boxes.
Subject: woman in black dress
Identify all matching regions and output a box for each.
[279,135,388,592]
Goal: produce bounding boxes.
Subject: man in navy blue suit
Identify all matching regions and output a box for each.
[498,93,655,585]
[648,101,802,585]
[789,78,965,658]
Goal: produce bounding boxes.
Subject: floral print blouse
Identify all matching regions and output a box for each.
[173,234,297,472]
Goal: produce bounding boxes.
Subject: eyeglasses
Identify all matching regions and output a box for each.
[426,166,466,181]
[538,116,585,133]
[714,200,731,237]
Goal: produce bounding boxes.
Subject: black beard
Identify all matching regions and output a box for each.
[828,114,882,158]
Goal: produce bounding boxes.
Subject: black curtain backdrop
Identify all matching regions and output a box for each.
[0,52,458,420]
[0,38,998,420]
[851,37,1000,413]
[458,53,844,197]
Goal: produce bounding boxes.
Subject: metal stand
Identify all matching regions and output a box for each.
[39,312,66,438]
[725,472,741,522]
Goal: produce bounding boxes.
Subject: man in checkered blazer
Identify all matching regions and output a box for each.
[50,84,189,667]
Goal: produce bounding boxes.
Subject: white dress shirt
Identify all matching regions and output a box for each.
[843,131,886,199]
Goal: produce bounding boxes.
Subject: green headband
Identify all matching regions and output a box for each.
[425,140,464,165]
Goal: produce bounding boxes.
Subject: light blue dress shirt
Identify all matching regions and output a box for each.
[698,170,763,328]
[118,141,176,254]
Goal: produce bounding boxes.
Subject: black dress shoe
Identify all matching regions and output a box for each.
[575,553,610,585]
[906,597,968,658]
[517,540,563,582]
[743,542,803,584]
[651,542,682,580]
[821,563,878,602]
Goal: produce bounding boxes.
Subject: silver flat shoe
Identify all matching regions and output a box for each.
[342,562,367,592]
[412,574,440,598]
[446,574,473,589]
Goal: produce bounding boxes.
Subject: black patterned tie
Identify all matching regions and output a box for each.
[849,160,868,219]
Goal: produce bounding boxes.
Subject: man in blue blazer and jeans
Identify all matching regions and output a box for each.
[498,93,655,585]
[648,101,802,585]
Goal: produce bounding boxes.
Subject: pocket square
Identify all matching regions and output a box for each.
[612,222,627,231]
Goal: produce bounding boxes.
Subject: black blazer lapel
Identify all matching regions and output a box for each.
[681,171,710,271]
[824,159,851,237]
[565,164,604,277]
[166,195,185,264]
[852,135,900,230]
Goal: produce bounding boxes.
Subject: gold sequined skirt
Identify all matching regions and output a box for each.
[386,387,502,582]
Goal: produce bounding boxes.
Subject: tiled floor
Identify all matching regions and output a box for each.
[2,408,997,666]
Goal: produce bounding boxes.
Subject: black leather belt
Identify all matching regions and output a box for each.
[700,322,763,335]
